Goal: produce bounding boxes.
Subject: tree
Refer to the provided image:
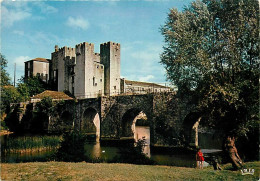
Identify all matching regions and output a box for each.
[56,131,88,162]
[1,85,22,129]
[160,0,259,169]
[0,54,11,86]
[17,83,30,102]
[18,76,47,98]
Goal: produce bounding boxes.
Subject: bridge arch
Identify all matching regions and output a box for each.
[81,107,100,141]
[121,108,149,140]
[182,112,202,147]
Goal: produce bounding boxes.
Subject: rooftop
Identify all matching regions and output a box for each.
[125,80,169,88]
[31,90,74,100]
[26,58,50,63]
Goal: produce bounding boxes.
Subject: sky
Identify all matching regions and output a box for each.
[1,0,192,85]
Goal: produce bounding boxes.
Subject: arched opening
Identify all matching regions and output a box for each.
[122,108,150,156]
[122,109,148,137]
[81,107,100,141]
[60,111,73,132]
[182,112,201,147]
[183,113,222,149]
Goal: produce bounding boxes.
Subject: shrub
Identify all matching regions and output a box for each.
[56,131,88,162]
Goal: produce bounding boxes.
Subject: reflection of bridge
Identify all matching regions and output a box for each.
[21,93,200,146]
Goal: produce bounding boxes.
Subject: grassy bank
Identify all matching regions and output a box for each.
[1,161,259,181]
[2,136,61,153]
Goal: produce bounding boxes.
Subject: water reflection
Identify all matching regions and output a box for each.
[84,142,119,160]
[2,131,223,167]
[135,126,150,157]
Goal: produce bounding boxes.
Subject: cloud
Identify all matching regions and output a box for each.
[33,2,58,14]
[2,6,31,27]
[14,56,30,68]
[1,2,57,28]
[66,16,90,30]
[13,30,25,36]
[27,32,60,46]
[139,75,155,82]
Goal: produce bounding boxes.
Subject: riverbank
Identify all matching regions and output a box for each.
[1,161,259,180]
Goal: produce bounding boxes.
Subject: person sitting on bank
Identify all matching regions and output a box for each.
[196,148,204,169]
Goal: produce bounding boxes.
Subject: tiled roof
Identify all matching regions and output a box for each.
[125,80,168,88]
[31,90,73,100]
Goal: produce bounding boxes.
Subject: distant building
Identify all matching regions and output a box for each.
[121,79,171,95]
[24,41,171,99]
[24,58,50,82]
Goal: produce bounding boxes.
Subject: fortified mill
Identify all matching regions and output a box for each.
[19,41,200,147]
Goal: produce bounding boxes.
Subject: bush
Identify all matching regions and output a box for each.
[56,131,88,162]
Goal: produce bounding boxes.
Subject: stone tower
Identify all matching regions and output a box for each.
[100,42,121,96]
[50,46,75,92]
[74,42,104,98]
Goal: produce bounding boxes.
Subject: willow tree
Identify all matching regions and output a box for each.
[160,0,259,168]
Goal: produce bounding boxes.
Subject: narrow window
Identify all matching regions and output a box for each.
[93,77,95,86]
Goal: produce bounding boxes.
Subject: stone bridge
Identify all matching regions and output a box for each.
[18,93,200,146]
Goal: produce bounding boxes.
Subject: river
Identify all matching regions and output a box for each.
[1,127,223,167]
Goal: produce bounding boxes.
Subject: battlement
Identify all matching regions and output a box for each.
[75,42,95,55]
[100,41,120,47]
[55,46,75,55]
[76,42,94,48]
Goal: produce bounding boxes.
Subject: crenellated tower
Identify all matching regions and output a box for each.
[100,42,121,96]
[74,42,104,98]
[50,45,75,93]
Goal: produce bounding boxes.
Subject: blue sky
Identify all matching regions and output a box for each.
[1,0,192,85]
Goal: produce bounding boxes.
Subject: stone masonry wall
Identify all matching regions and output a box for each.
[100,42,121,96]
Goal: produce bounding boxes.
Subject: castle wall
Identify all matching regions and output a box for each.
[75,42,104,98]
[100,42,121,96]
[50,52,58,90]
[51,46,75,92]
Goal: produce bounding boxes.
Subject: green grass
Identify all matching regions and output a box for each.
[1,161,259,181]
[2,136,61,153]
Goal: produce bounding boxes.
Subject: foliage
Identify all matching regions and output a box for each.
[3,106,21,133]
[160,0,259,137]
[0,54,11,86]
[153,93,183,146]
[18,76,48,99]
[1,86,21,114]
[0,54,13,125]
[56,131,88,162]
[35,97,54,116]
[17,83,30,102]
